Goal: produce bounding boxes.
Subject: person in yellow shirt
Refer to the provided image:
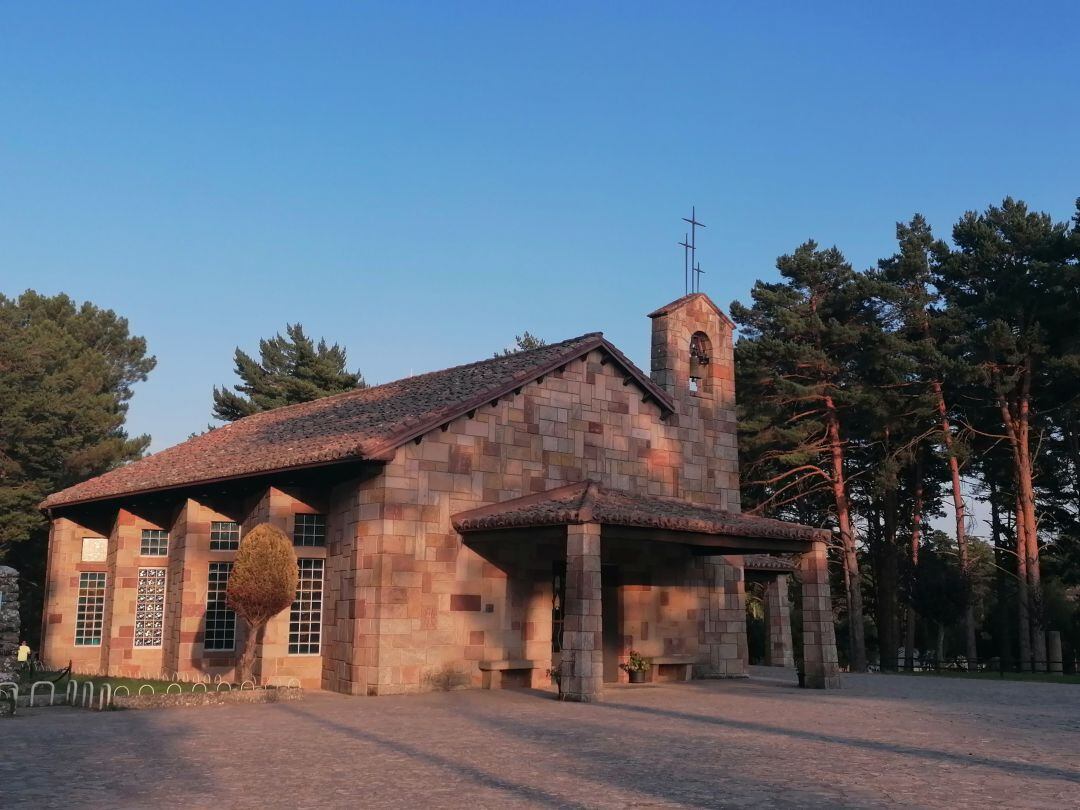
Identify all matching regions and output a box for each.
[17,640,31,674]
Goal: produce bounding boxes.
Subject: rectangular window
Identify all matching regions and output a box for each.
[204,562,236,652]
[210,521,240,551]
[140,529,169,556]
[292,514,326,547]
[75,572,107,646]
[134,568,167,648]
[81,536,108,562]
[289,558,323,655]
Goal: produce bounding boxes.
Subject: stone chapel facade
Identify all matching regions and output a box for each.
[40,294,839,699]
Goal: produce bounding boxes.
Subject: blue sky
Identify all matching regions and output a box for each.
[2,2,1078,452]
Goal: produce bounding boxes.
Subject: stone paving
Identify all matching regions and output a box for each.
[2,669,1078,809]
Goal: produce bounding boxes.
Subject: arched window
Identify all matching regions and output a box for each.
[688,331,711,393]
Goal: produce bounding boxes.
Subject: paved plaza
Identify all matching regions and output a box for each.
[3,670,1078,809]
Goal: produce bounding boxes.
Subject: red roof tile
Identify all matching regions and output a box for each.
[451,481,830,543]
[43,333,674,509]
[647,292,735,326]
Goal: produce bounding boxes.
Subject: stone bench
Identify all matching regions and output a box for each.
[650,655,696,683]
[479,659,539,689]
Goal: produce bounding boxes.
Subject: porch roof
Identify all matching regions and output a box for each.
[452,481,829,554]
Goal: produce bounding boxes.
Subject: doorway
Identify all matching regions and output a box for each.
[601,565,621,682]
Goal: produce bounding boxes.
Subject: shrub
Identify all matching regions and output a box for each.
[226,523,298,683]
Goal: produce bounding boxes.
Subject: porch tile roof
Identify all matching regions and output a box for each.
[43,334,674,510]
[451,481,830,543]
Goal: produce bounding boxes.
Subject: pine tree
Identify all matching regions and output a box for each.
[938,198,1080,671]
[212,324,365,421]
[732,241,887,672]
[875,214,980,665]
[495,332,547,357]
[0,291,155,641]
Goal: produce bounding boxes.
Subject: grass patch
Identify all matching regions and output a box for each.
[43,672,241,694]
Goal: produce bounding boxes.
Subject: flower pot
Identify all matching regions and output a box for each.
[628,669,646,684]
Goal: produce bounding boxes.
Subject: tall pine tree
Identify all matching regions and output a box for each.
[212,324,366,421]
[732,241,887,672]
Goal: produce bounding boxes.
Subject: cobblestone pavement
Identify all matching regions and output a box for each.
[3,670,1078,809]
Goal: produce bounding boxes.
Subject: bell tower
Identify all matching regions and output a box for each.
[649,292,736,407]
[648,292,740,510]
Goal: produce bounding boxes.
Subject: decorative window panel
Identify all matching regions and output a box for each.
[210,521,240,551]
[75,572,107,646]
[289,558,324,655]
[81,536,108,562]
[204,562,236,651]
[134,568,167,648]
[140,529,169,556]
[293,513,326,547]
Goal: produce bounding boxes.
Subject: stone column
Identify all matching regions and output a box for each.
[799,540,840,689]
[764,575,795,668]
[561,523,602,702]
[1047,631,1063,674]
[699,557,748,677]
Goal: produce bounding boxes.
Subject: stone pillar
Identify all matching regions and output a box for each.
[0,566,19,680]
[561,523,602,702]
[1047,631,1063,674]
[799,540,840,689]
[699,557,748,677]
[764,575,795,668]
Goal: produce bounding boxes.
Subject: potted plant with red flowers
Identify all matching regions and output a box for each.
[621,650,650,683]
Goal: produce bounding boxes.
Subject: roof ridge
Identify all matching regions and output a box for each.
[214,331,606,429]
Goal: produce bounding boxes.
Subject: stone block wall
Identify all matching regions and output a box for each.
[333,348,747,695]
[0,566,18,679]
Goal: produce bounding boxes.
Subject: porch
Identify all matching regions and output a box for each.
[453,481,840,702]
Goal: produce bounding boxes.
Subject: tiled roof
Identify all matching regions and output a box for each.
[451,481,830,543]
[647,292,735,326]
[744,554,798,573]
[43,334,674,509]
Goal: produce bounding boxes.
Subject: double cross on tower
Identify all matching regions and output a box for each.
[679,207,706,295]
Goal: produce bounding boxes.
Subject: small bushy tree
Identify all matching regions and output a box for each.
[226,523,298,683]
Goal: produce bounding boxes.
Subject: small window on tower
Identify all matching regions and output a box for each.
[689,331,711,394]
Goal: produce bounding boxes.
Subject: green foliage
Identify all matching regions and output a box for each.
[620,650,650,673]
[0,291,154,641]
[226,523,298,626]
[212,323,365,421]
[735,198,1080,669]
[494,331,547,357]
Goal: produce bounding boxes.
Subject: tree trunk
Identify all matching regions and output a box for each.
[904,459,923,672]
[1016,420,1046,672]
[1014,491,1032,672]
[990,480,1009,670]
[932,380,977,665]
[237,620,260,684]
[825,397,866,672]
[936,621,945,666]
[878,485,900,672]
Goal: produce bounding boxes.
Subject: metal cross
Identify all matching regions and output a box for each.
[681,207,705,293]
[678,233,692,295]
[694,262,705,293]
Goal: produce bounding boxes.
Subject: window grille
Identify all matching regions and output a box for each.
[140,529,169,556]
[134,568,167,648]
[289,558,324,655]
[210,521,240,551]
[204,562,236,651]
[75,572,107,646]
[293,514,326,547]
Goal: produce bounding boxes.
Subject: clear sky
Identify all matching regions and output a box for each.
[3,2,1078,452]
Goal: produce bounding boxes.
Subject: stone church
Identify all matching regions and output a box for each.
[40,293,839,699]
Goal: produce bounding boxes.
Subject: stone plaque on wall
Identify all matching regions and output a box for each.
[81,537,108,562]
